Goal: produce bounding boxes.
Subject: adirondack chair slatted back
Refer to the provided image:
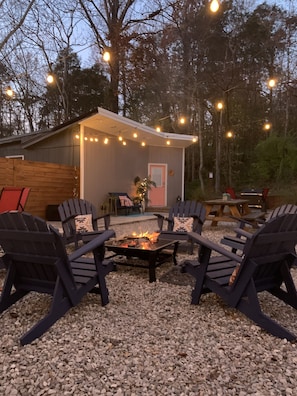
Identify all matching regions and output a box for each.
[58,198,98,241]
[266,204,297,221]
[234,214,297,290]
[168,201,206,233]
[221,204,297,254]
[0,212,74,293]
[0,187,24,213]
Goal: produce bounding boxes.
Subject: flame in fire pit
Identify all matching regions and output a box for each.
[131,231,160,243]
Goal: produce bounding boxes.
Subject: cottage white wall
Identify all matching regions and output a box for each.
[83,138,185,210]
[83,137,149,211]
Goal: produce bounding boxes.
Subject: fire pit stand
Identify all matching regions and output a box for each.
[105,238,179,282]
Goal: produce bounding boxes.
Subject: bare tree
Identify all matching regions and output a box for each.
[0,0,36,51]
[78,0,165,114]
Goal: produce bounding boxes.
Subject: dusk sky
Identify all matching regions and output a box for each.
[253,0,293,10]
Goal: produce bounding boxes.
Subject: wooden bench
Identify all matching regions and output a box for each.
[108,192,141,215]
[241,211,266,227]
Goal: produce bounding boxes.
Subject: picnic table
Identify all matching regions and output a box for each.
[204,198,250,226]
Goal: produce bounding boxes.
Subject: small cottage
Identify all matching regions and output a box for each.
[0,107,198,211]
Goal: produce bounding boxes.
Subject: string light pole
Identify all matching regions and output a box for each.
[226,130,234,186]
[215,101,224,193]
[267,78,276,133]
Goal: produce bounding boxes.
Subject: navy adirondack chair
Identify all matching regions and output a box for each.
[154,200,206,254]
[0,212,115,345]
[58,198,112,248]
[221,204,297,253]
[183,213,297,340]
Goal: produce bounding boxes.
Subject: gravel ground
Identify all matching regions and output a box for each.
[1,220,297,395]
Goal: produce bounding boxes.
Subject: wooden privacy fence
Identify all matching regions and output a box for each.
[0,158,79,219]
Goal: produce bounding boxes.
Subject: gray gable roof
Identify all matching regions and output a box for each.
[0,107,198,149]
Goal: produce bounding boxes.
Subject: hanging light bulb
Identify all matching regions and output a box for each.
[103,50,111,62]
[47,73,54,84]
[210,0,220,13]
[5,86,14,97]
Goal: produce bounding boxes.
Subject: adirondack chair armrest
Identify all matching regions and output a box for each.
[68,229,115,261]
[188,232,243,263]
[154,214,171,230]
[93,213,111,229]
[233,227,253,239]
[229,215,255,229]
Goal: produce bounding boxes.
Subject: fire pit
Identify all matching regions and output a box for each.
[105,235,179,283]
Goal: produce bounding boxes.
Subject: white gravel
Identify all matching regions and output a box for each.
[1,220,297,395]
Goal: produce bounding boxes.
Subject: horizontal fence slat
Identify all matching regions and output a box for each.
[0,158,79,219]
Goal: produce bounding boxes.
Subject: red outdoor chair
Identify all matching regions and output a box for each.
[0,186,31,213]
[225,187,237,199]
[18,187,31,211]
[0,187,23,212]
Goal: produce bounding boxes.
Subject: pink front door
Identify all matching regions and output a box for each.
[148,163,167,207]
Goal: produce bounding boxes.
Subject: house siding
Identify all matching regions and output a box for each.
[84,138,149,211]
[0,112,192,212]
[0,127,80,166]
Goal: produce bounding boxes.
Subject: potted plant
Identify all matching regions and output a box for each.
[134,176,156,212]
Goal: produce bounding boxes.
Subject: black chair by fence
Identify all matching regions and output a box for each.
[0,211,115,345]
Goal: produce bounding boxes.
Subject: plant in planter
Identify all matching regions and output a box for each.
[134,176,156,210]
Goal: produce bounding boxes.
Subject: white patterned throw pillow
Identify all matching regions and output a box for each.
[173,217,193,232]
[119,195,133,207]
[74,214,94,233]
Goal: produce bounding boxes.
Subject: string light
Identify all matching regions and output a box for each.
[47,74,54,84]
[103,50,111,62]
[73,133,194,147]
[6,86,14,97]
[210,0,220,13]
